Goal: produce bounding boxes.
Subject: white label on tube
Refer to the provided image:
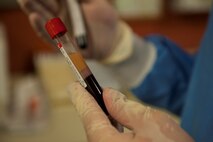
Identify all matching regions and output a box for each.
[68,0,86,37]
[60,47,87,88]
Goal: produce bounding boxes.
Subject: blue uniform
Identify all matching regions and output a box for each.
[132,35,195,116]
[181,7,213,142]
[132,7,213,142]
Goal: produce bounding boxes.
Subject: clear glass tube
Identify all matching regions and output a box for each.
[67,0,88,49]
[54,33,110,115]
[45,18,123,131]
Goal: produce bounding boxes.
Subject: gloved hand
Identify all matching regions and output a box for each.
[68,82,194,142]
[17,0,129,60]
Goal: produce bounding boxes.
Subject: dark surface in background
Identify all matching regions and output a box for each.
[0,8,208,74]
[127,13,208,51]
[0,0,18,10]
[0,9,54,74]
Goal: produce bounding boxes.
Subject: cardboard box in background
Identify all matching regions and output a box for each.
[115,0,163,19]
[171,0,212,13]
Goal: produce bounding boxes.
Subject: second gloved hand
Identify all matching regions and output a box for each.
[17,0,123,60]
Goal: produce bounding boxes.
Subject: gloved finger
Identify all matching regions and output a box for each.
[103,88,147,130]
[67,82,119,141]
[149,110,195,142]
[78,0,112,3]
[29,12,55,45]
[108,0,116,4]
[17,0,53,19]
[17,0,32,14]
[103,88,194,142]
[36,0,59,15]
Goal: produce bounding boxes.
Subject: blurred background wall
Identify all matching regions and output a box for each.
[0,0,210,74]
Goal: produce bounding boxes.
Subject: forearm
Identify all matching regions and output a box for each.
[100,22,195,115]
[105,34,157,89]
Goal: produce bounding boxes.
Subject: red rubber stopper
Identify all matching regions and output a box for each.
[45,17,67,39]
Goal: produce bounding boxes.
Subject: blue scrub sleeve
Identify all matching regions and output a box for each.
[131,35,195,115]
[181,6,213,142]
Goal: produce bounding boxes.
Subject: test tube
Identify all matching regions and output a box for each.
[45,18,123,131]
[67,0,88,49]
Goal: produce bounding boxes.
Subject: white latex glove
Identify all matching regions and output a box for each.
[68,82,194,142]
[17,0,121,60]
[17,0,159,91]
